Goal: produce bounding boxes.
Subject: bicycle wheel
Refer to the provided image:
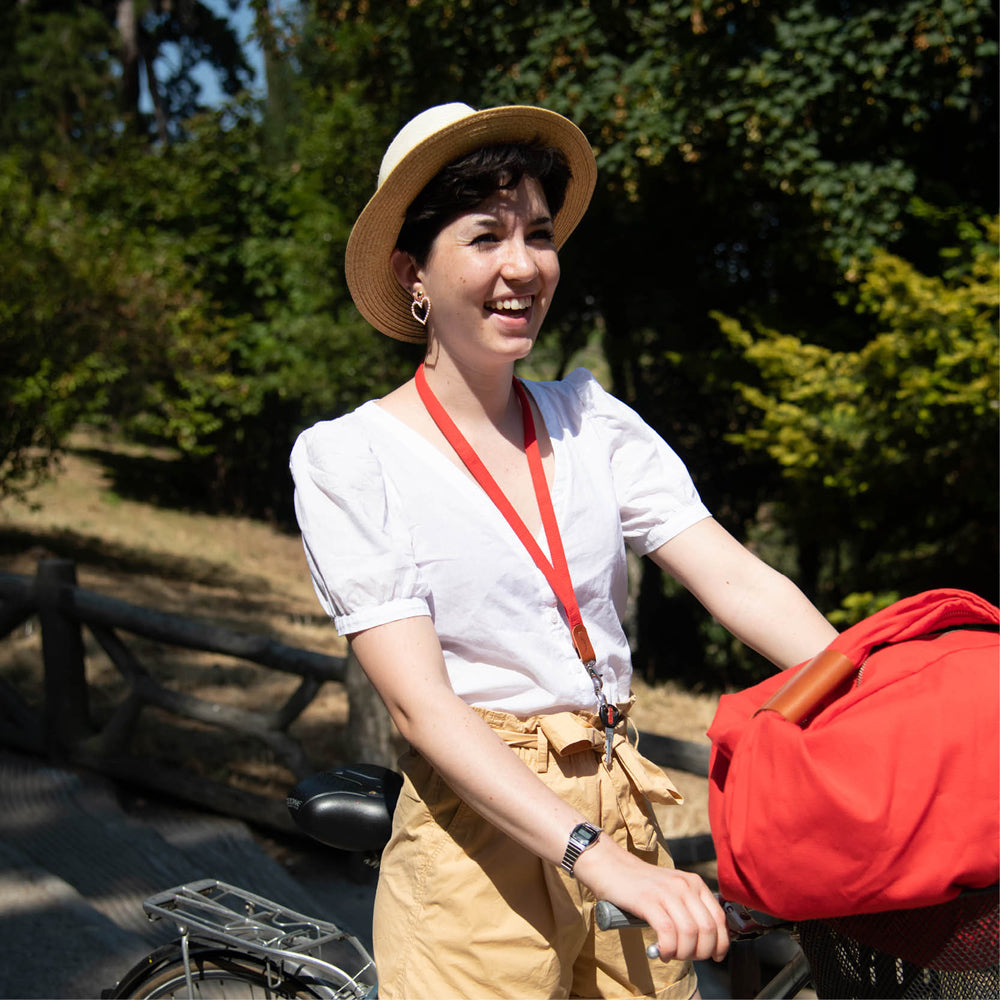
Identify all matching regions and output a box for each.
[106,943,326,999]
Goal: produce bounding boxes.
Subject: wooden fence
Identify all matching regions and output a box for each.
[0,557,714,861]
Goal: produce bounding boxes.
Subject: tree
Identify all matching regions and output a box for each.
[718,213,999,616]
[1,0,417,519]
[0,2,121,157]
[0,0,256,499]
[0,150,204,501]
[60,89,421,518]
[115,0,252,142]
[2,0,252,151]
[304,0,995,476]
[6,0,995,688]
[302,0,996,682]
[0,156,104,500]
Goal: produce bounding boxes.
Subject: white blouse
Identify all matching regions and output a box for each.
[290,368,710,716]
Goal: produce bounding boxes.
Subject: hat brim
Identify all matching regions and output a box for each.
[345,105,598,343]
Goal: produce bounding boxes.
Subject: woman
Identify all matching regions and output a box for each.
[291,103,837,1000]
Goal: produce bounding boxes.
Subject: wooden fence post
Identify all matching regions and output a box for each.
[36,558,91,754]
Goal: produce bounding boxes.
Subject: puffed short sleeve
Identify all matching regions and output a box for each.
[566,368,711,555]
[290,416,430,635]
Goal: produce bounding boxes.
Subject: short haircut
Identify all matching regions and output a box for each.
[396,141,572,265]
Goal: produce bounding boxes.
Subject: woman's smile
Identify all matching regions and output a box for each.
[485,295,534,314]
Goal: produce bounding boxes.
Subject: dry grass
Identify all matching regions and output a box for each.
[0,432,718,839]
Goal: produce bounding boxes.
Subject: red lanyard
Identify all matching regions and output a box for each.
[414,363,598,673]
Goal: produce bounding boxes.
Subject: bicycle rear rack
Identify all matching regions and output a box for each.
[142,878,377,998]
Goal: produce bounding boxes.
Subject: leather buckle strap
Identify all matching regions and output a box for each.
[754,648,857,724]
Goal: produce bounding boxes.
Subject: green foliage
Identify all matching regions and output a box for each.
[1,0,252,151]
[827,590,902,629]
[470,0,996,254]
[0,151,138,499]
[0,0,257,502]
[3,0,996,685]
[0,3,121,157]
[64,94,418,516]
[719,215,999,604]
[317,2,996,518]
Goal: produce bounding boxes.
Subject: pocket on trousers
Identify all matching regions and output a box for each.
[397,750,472,842]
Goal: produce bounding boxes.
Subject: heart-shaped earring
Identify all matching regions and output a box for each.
[410,289,431,326]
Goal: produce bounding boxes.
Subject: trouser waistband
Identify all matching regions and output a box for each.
[471,704,684,852]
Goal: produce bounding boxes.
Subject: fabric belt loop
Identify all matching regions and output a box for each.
[470,707,683,854]
[536,726,549,773]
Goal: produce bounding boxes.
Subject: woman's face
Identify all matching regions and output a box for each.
[413,175,561,369]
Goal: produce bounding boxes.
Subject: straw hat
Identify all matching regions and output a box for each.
[345,103,598,343]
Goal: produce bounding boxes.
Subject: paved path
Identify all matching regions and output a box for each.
[0,750,376,999]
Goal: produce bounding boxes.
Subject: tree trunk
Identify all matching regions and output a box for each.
[143,49,169,144]
[116,0,141,126]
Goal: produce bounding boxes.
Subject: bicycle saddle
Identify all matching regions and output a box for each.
[287,764,403,853]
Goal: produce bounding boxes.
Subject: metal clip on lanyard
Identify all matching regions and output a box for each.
[415,364,620,765]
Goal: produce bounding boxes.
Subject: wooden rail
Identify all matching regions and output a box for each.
[0,558,349,832]
[0,558,716,860]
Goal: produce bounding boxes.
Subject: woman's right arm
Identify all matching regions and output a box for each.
[349,614,729,964]
[350,614,582,864]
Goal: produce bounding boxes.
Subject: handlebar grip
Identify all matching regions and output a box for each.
[597,896,789,962]
[595,901,647,930]
[595,902,660,959]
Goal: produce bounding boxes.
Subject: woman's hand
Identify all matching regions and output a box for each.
[573,837,730,963]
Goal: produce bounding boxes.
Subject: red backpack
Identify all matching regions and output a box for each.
[708,589,999,920]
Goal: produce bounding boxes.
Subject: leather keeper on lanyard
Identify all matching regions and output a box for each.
[414,363,607,713]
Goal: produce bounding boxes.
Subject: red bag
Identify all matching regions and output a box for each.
[708,589,1000,920]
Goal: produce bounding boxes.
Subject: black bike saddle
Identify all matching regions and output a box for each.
[286,764,403,854]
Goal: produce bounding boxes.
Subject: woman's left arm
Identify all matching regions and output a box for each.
[650,517,838,670]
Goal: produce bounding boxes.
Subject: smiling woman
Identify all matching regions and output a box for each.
[289,102,837,1000]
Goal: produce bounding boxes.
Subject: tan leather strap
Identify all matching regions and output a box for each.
[754,648,858,725]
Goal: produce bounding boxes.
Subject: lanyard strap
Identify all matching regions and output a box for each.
[414,363,599,676]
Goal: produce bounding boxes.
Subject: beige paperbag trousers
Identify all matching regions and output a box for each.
[372,705,699,1000]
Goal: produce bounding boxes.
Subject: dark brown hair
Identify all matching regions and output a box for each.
[396,141,572,265]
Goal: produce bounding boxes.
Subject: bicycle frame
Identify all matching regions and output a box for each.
[112,768,814,999]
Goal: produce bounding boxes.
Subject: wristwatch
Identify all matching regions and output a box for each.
[560,822,602,876]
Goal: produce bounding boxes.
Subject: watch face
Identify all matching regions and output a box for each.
[562,823,602,875]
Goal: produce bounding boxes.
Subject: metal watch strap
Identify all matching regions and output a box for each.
[560,822,602,876]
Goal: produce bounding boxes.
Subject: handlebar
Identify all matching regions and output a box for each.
[595,898,789,960]
[594,900,647,932]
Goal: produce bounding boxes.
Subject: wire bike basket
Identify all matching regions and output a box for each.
[795,887,999,999]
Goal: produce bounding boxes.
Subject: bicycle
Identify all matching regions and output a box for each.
[104,764,999,999]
